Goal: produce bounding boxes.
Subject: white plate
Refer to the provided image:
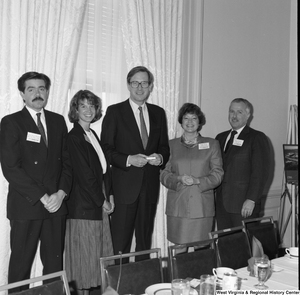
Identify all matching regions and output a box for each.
[145,283,198,295]
[145,283,171,295]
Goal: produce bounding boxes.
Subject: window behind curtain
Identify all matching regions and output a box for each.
[70,0,128,133]
[70,0,203,133]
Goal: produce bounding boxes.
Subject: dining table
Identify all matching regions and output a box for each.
[144,256,299,295]
[235,255,299,290]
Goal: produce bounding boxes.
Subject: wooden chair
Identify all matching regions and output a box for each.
[242,216,279,259]
[209,226,252,269]
[0,270,70,295]
[168,238,218,281]
[100,248,163,295]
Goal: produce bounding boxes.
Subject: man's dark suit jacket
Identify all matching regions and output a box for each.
[216,125,270,213]
[0,107,71,220]
[101,99,170,205]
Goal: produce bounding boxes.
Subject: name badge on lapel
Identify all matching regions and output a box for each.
[233,139,244,147]
[198,142,210,150]
[27,132,41,143]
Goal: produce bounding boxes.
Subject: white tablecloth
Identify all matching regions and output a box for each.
[236,256,299,290]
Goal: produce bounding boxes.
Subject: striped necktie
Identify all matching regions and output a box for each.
[139,106,148,149]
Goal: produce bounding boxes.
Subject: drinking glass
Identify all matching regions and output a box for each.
[171,279,190,295]
[254,257,270,289]
[199,275,215,295]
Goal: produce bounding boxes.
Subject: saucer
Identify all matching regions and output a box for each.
[284,254,299,261]
[145,283,171,295]
[145,283,198,295]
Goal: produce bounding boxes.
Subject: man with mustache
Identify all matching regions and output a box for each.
[215,98,270,229]
[0,72,72,292]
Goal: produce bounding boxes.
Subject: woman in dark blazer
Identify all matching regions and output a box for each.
[65,90,114,295]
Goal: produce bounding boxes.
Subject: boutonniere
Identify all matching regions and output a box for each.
[84,134,91,144]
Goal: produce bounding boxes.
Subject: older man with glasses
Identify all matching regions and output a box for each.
[215,98,270,230]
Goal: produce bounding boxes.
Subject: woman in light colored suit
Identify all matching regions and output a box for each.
[160,103,224,244]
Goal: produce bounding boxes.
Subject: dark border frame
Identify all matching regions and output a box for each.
[283,144,298,184]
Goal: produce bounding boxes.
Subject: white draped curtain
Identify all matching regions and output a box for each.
[0,0,204,286]
[0,0,87,288]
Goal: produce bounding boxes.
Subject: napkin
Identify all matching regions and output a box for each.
[103,286,119,295]
[247,258,256,276]
[251,236,264,257]
[247,257,255,277]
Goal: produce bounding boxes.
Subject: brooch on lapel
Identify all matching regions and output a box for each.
[84,134,91,144]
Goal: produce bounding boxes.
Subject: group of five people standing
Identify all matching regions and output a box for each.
[0,66,269,294]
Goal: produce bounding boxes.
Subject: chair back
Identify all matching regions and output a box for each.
[209,226,251,269]
[242,216,279,259]
[0,271,70,295]
[168,239,217,281]
[100,248,163,295]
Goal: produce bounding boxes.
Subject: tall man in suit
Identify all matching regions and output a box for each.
[0,72,72,290]
[101,66,170,259]
[215,98,270,229]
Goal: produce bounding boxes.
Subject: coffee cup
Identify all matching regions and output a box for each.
[285,247,298,257]
[212,267,236,280]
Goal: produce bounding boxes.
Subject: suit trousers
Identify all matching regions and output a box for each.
[216,186,260,230]
[110,176,157,261]
[8,216,66,292]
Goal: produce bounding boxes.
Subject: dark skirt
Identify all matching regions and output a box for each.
[65,211,113,289]
[167,215,214,244]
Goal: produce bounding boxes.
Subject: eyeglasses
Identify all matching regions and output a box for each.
[130,81,150,88]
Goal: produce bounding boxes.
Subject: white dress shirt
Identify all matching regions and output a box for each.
[26,106,48,140]
[85,130,107,174]
[129,99,150,135]
[224,125,246,151]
